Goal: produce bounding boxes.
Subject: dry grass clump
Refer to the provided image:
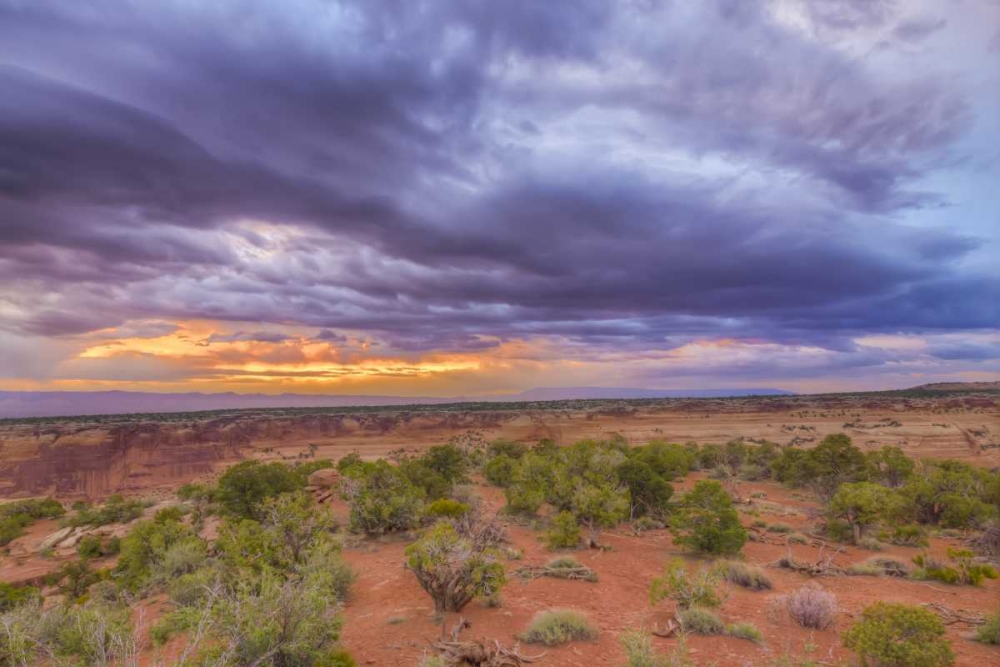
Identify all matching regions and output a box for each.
[519,609,598,645]
[847,555,910,578]
[678,607,724,635]
[725,622,763,644]
[781,584,838,629]
[713,560,772,590]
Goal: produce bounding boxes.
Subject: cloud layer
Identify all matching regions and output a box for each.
[0,0,997,394]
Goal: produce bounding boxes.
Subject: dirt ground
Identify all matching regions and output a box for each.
[332,475,999,666]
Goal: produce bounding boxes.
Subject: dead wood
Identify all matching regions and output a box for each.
[432,639,545,666]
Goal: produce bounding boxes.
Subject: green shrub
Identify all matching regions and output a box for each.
[216,460,303,520]
[519,609,598,645]
[649,559,721,610]
[67,495,148,527]
[882,524,928,547]
[483,454,518,488]
[114,513,198,591]
[913,548,998,586]
[974,607,1000,645]
[616,458,673,518]
[725,622,763,644]
[488,439,529,460]
[0,498,65,545]
[767,523,792,534]
[858,537,884,551]
[678,607,723,635]
[424,499,469,519]
[150,610,189,646]
[405,523,505,614]
[853,556,910,578]
[713,560,772,590]
[313,649,356,667]
[843,602,954,667]
[632,516,665,533]
[669,481,747,555]
[344,460,424,535]
[0,582,38,612]
[546,511,581,550]
[787,532,808,544]
[76,535,103,559]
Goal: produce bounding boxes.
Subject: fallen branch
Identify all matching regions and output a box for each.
[770,545,846,576]
[514,564,598,582]
[922,602,986,626]
[432,639,545,666]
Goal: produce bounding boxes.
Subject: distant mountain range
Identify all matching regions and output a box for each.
[0,387,794,418]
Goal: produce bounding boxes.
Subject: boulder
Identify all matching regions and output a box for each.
[38,526,75,551]
[307,468,342,488]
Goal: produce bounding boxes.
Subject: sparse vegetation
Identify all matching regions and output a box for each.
[974,606,1000,645]
[713,559,772,590]
[0,498,65,546]
[649,558,721,610]
[519,609,598,645]
[912,548,998,586]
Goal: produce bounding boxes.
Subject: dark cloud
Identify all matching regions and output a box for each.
[203,331,294,344]
[0,0,995,365]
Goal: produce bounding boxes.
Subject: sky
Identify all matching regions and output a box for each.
[0,0,998,397]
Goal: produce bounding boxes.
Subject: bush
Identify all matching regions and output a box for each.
[868,556,910,577]
[726,623,764,644]
[649,559,721,610]
[424,499,468,520]
[858,536,884,551]
[76,535,103,559]
[519,609,598,645]
[546,511,582,550]
[913,548,998,586]
[975,607,1000,645]
[216,460,303,520]
[632,516,665,533]
[0,582,38,612]
[678,607,723,635]
[313,649,356,667]
[489,439,529,460]
[843,602,954,667]
[669,481,747,555]
[828,482,899,544]
[343,460,424,536]
[483,454,518,488]
[67,495,148,527]
[0,498,65,546]
[883,524,928,547]
[114,513,198,591]
[405,523,505,614]
[725,622,763,643]
[713,560,772,590]
[616,458,673,518]
[784,584,837,630]
[767,523,792,534]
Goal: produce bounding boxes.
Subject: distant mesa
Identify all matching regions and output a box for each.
[0,386,793,419]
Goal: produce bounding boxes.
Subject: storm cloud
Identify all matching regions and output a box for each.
[0,0,997,392]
